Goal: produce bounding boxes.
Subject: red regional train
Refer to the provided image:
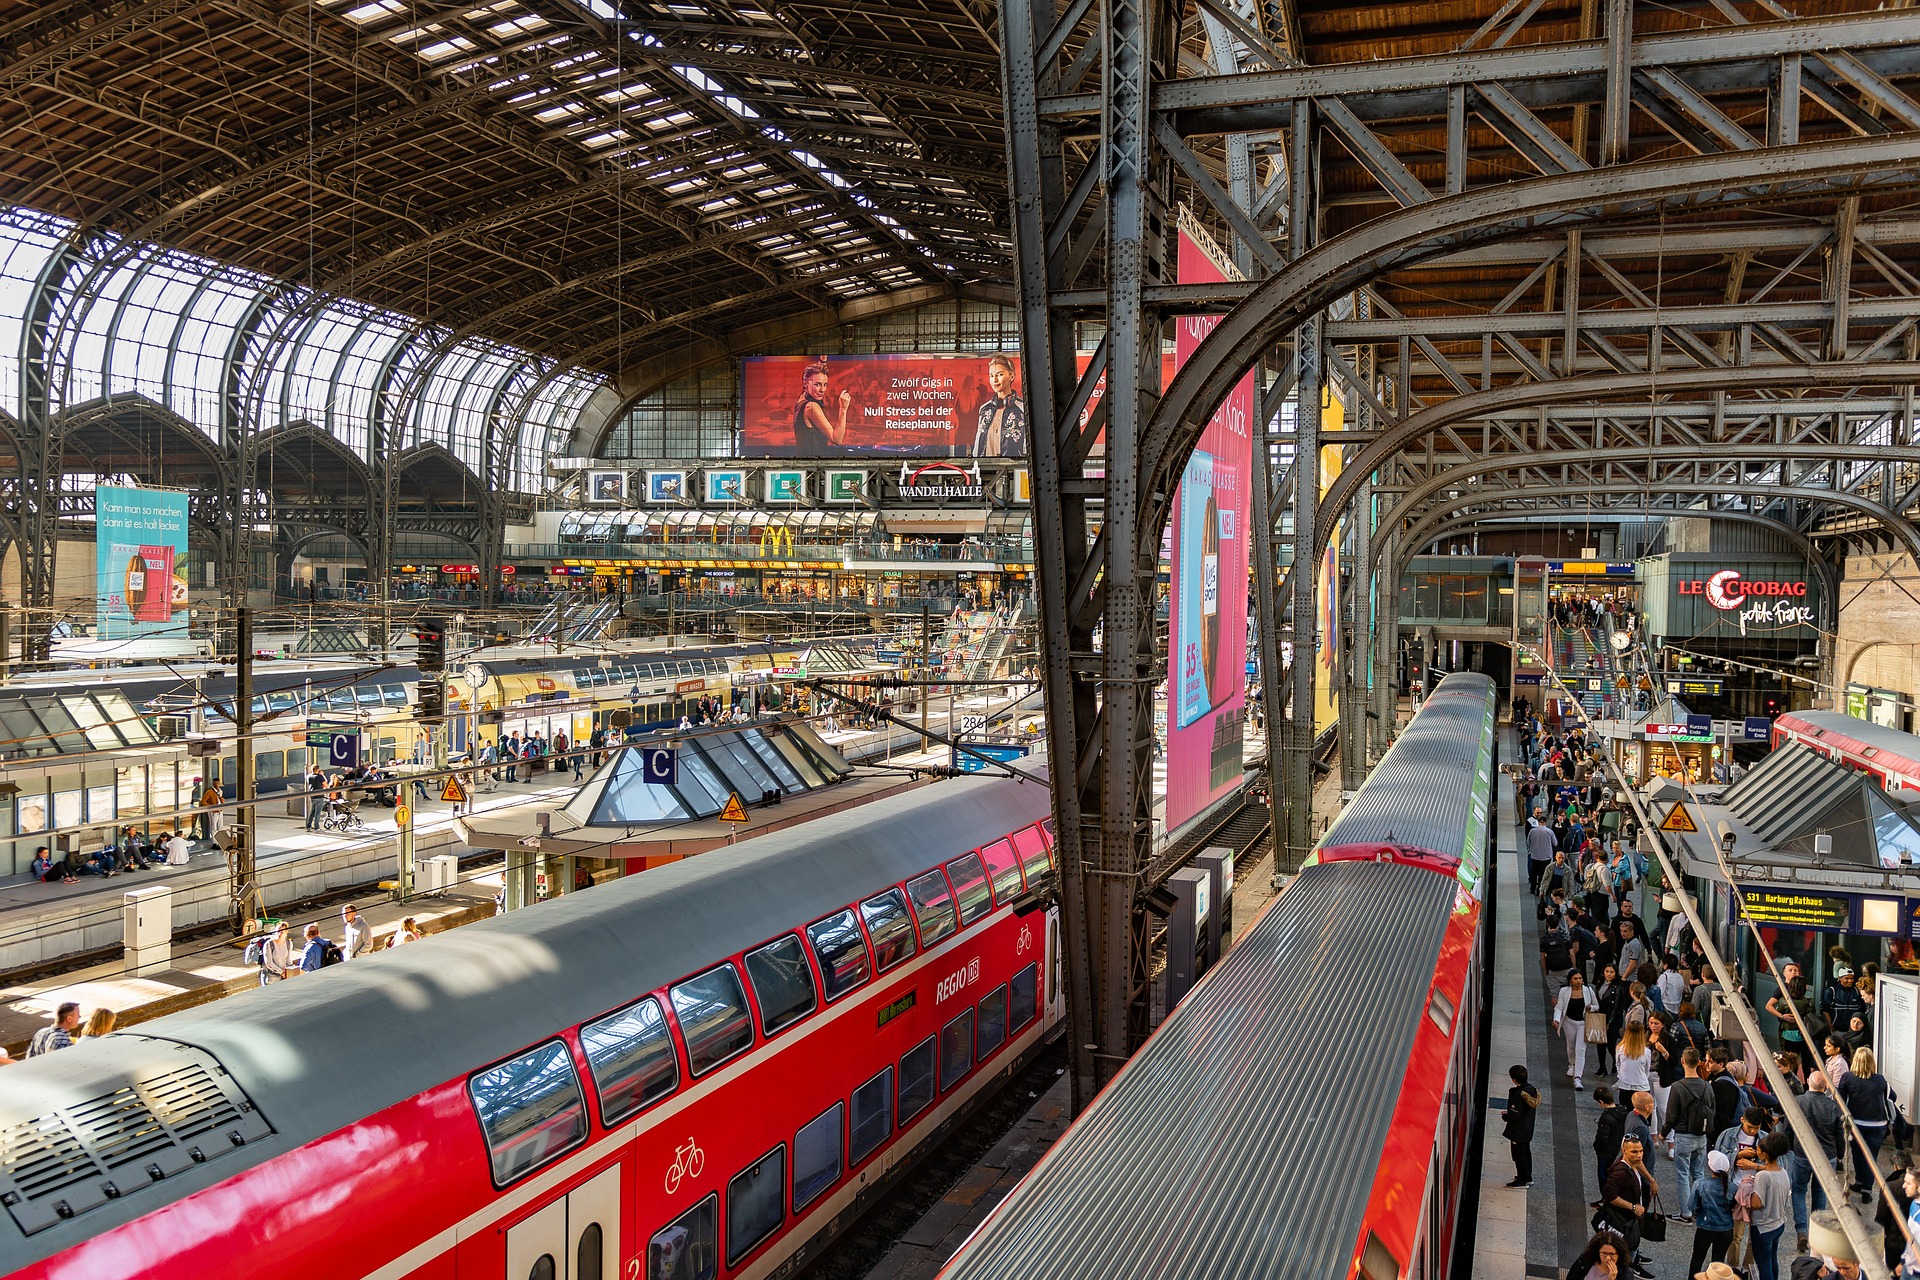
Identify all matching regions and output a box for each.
[1772,709,1920,794]
[934,671,1501,1280]
[0,772,1063,1280]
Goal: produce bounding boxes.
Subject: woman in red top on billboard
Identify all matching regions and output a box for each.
[793,361,853,452]
[970,354,1029,457]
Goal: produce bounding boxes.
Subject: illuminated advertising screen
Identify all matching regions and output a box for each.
[1165,227,1253,833]
[96,486,190,640]
[740,353,1030,457]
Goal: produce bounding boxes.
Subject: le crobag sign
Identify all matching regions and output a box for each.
[1678,569,1813,635]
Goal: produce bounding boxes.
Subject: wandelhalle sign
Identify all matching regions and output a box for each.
[1678,569,1814,635]
[896,462,984,500]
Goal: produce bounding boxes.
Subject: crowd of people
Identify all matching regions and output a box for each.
[27,827,196,884]
[1514,704,1911,1280]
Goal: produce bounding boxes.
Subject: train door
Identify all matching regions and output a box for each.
[1045,908,1066,1024]
[503,1165,622,1280]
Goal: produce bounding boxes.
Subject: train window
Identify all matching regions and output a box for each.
[938,1009,975,1092]
[1012,826,1053,892]
[978,839,1024,903]
[669,965,755,1076]
[805,909,872,1000]
[1009,963,1039,1031]
[529,1257,556,1280]
[287,748,305,774]
[897,1037,936,1126]
[1360,1230,1402,1280]
[383,685,409,707]
[255,752,284,781]
[648,1193,718,1280]
[744,935,818,1037]
[467,1040,589,1186]
[849,1066,893,1166]
[725,1145,785,1267]
[581,996,679,1125]
[904,870,958,947]
[791,1103,844,1212]
[859,891,918,972]
[945,854,993,924]
[577,1222,603,1280]
[976,985,1007,1060]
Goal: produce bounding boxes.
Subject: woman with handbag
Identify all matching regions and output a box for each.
[1554,970,1598,1089]
[1594,962,1627,1077]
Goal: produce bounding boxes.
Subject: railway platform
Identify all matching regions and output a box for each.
[1476,730,1901,1280]
[0,769,580,973]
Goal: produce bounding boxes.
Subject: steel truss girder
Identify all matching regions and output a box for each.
[1382,458,1920,564]
[1146,136,1920,556]
[1044,11,1920,129]
[1316,361,1920,555]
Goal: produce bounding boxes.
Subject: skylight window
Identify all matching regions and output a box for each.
[342,0,404,22]
[416,35,478,60]
[490,13,551,36]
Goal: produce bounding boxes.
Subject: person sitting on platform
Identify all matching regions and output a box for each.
[30,846,69,884]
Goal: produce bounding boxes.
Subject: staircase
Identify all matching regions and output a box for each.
[967,630,1016,681]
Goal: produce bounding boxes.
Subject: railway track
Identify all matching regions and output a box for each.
[796,1040,1069,1280]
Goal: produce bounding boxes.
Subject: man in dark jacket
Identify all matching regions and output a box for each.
[1707,1048,1745,1136]
[1824,968,1866,1044]
[1502,1064,1540,1187]
[1800,1071,1848,1213]
[1593,1085,1628,1190]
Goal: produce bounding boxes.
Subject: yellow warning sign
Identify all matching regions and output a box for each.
[719,792,750,824]
[441,777,467,803]
[1659,801,1698,834]
[394,804,411,827]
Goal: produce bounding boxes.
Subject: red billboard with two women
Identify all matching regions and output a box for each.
[740,353,1030,457]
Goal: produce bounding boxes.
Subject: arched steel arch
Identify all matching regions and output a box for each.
[1314,362,1920,562]
[1001,0,1920,1103]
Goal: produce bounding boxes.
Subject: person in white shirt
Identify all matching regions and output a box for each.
[1552,970,1595,1090]
[1656,956,1687,1017]
[165,830,191,867]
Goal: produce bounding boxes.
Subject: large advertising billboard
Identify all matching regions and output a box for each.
[1165,224,1254,834]
[740,353,1030,457]
[96,486,189,639]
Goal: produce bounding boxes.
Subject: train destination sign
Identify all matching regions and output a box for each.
[1739,889,1850,929]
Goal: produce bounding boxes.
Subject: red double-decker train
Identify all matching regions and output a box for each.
[1772,709,1920,794]
[936,672,1501,1280]
[0,773,1062,1280]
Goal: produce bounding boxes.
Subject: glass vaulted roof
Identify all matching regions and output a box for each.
[563,721,850,825]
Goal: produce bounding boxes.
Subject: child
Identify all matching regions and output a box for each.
[1503,1063,1541,1187]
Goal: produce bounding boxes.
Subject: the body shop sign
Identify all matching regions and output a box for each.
[1679,569,1813,635]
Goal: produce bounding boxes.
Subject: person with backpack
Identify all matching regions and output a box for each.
[1666,1048,1718,1221]
[1542,913,1579,1002]
[297,922,343,973]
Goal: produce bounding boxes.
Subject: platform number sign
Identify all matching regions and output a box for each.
[308,726,360,770]
[643,746,678,786]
